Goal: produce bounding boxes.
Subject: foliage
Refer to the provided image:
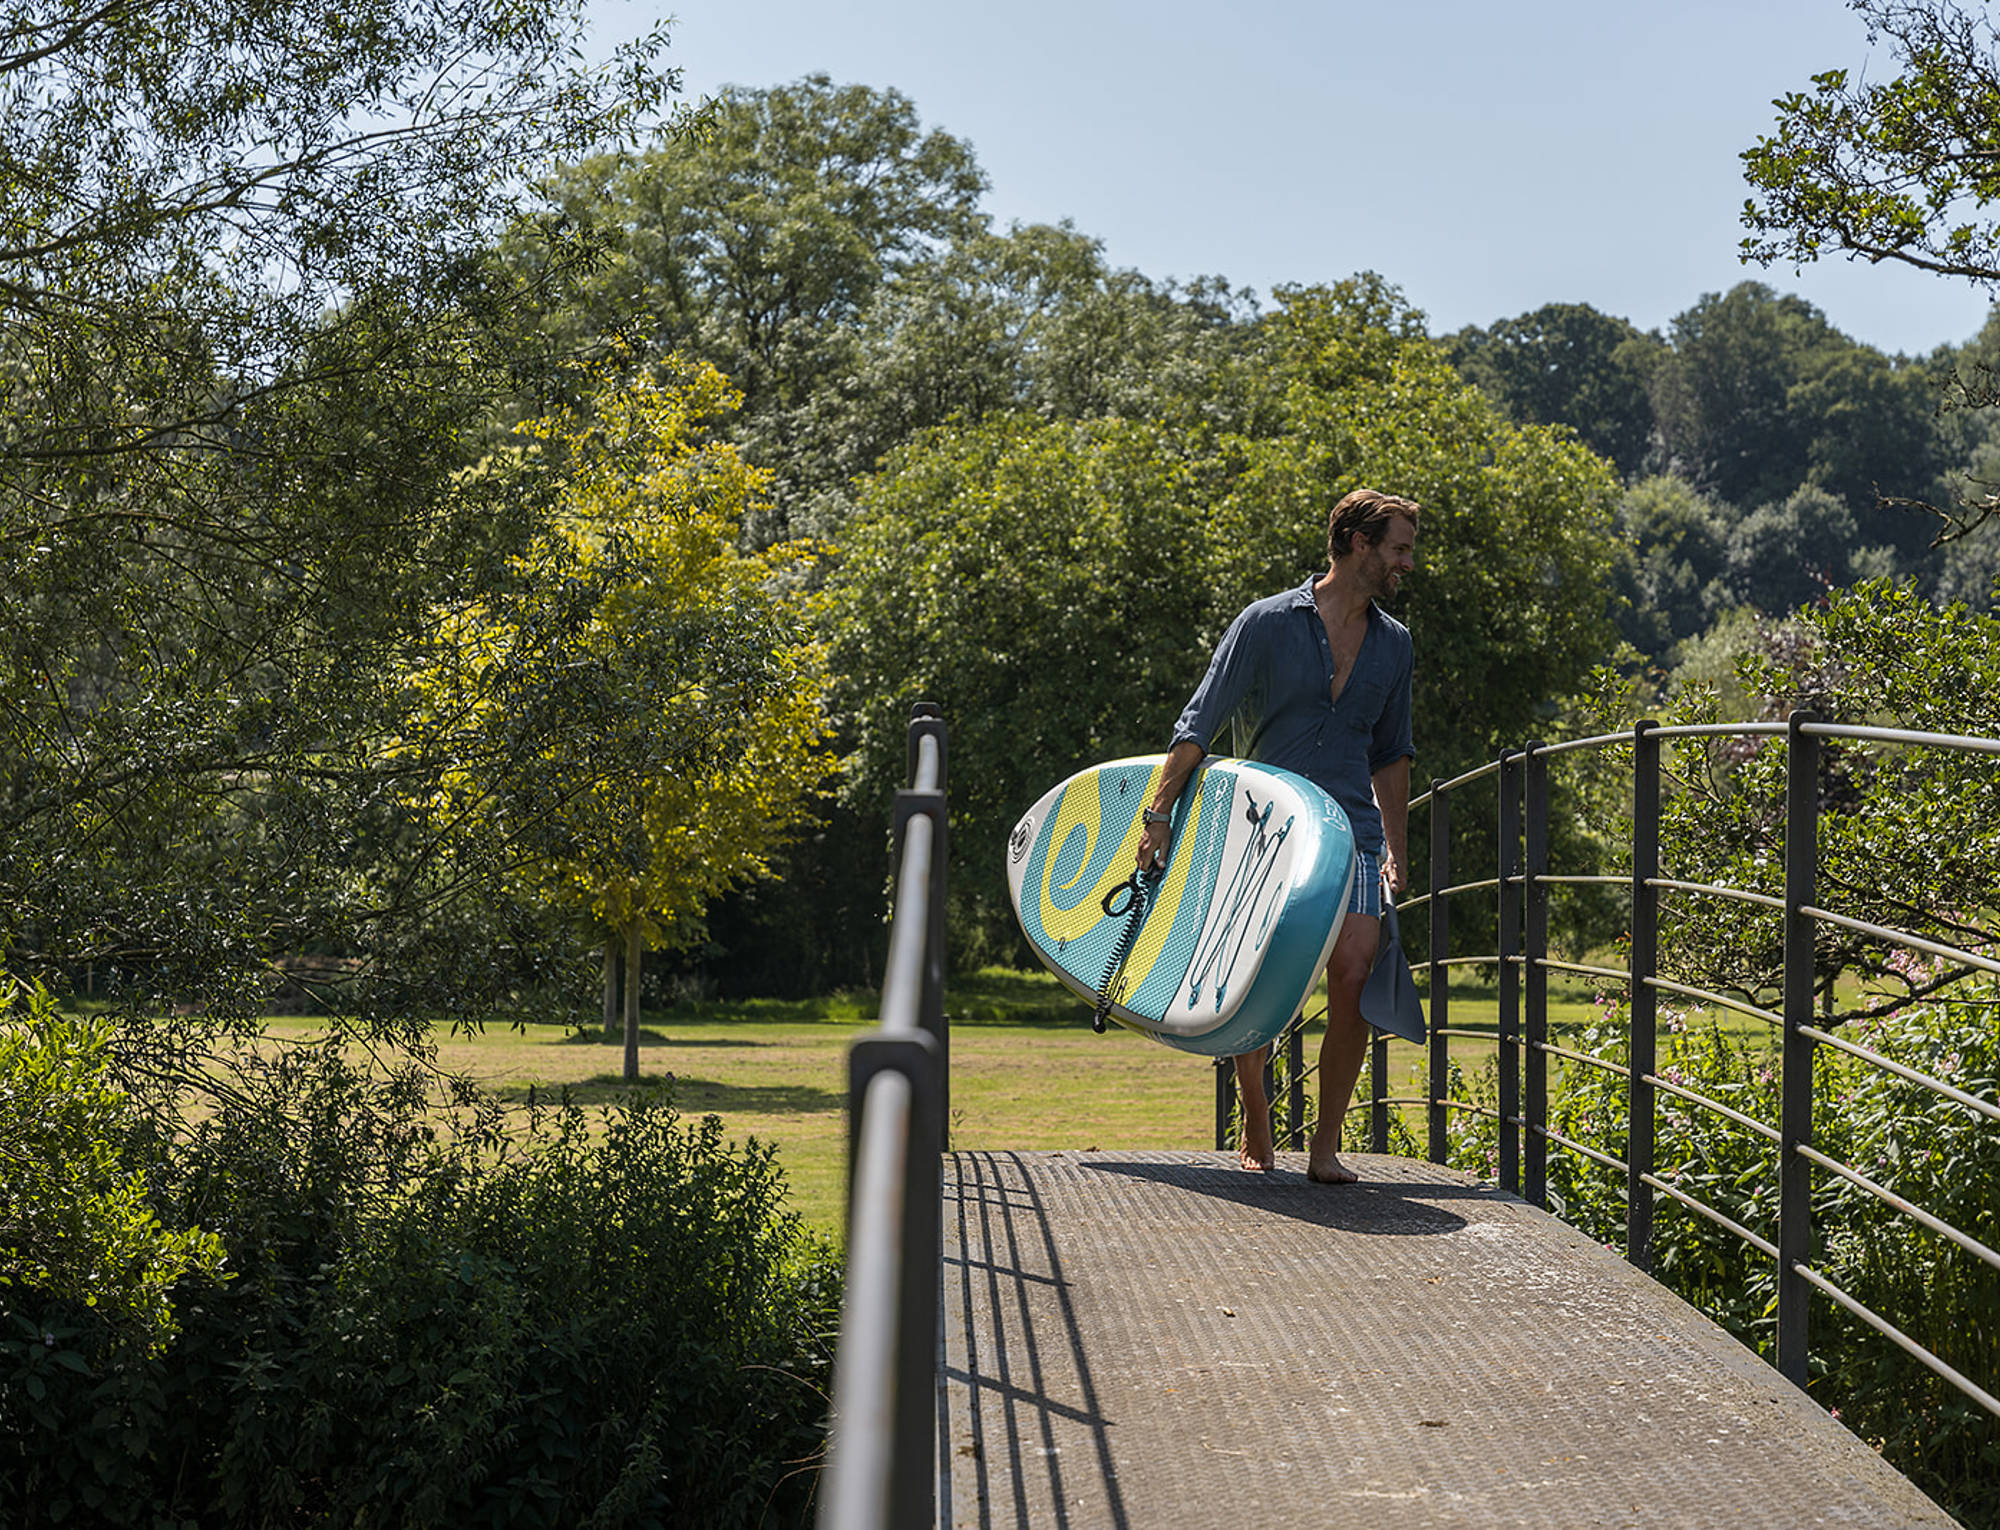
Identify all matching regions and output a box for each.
[1630,283,1940,533]
[1611,475,1735,663]
[1,0,682,1024]
[1,1037,839,1529]
[827,411,1224,962]
[827,276,1624,961]
[1440,984,2000,1528]
[1742,0,2000,289]
[516,74,988,537]
[1445,302,1656,479]
[1646,580,1999,1013]
[0,982,224,1349]
[399,365,832,958]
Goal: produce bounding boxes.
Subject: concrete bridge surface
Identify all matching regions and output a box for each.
[939,1150,1955,1529]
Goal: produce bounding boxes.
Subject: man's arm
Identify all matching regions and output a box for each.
[1136,739,1205,871]
[1372,754,1411,897]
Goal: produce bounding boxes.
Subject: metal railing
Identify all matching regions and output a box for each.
[1216,711,1999,1416]
[819,704,949,1530]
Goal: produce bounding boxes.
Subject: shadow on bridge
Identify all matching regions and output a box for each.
[940,1149,1953,1530]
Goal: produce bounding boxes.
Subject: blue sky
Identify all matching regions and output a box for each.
[586,0,1997,357]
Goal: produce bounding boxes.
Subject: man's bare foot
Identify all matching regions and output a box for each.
[1238,1117,1274,1172]
[1307,1132,1358,1184]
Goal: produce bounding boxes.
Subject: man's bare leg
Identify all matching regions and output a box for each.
[1309,912,1379,1184]
[1233,1046,1274,1171]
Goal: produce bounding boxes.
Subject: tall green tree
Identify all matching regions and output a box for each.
[400,367,831,1077]
[1445,302,1656,478]
[516,75,989,536]
[1741,0,2000,545]
[828,277,1624,958]
[1,2,679,1035]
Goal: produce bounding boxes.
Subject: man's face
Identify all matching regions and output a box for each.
[1362,516,1417,599]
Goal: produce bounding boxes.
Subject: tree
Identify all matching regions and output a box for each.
[516,75,989,536]
[827,277,1625,958]
[1742,0,2000,288]
[0,2,679,1036]
[1612,475,1734,664]
[1648,580,2000,1019]
[1445,302,1656,478]
[1741,0,2000,542]
[826,412,1222,962]
[400,367,831,1077]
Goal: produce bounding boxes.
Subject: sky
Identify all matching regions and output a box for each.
[583,0,1997,357]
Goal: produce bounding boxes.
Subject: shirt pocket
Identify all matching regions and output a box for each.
[1337,676,1389,732]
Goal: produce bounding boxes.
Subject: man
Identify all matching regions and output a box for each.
[1136,488,1418,1183]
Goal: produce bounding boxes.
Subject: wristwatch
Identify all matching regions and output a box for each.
[1142,809,1172,826]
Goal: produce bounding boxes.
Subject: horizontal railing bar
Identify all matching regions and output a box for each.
[1377,1096,1432,1108]
[1791,1263,2000,1420]
[1794,1144,2000,1274]
[1431,1026,1495,1040]
[1644,1074,1782,1143]
[1531,1122,1629,1175]
[1533,874,1632,887]
[1640,1172,1779,1259]
[1531,956,1632,984]
[822,1069,913,1527]
[1532,1040,1629,1078]
[1398,892,1431,912]
[1644,976,1784,1028]
[1798,720,2000,757]
[1796,1025,2000,1125]
[1799,906,2000,979]
[1443,1099,1503,1121]
[1526,731,1632,760]
[1647,877,1788,913]
[1646,721,1790,741]
[1434,758,1509,794]
[1440,877,1504,897]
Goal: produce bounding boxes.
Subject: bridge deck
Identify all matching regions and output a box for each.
[940,1150,1954,1529]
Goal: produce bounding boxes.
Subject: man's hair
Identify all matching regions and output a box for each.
[1327,488,1422,562]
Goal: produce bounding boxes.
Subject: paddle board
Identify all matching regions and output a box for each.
[1007,755,1356,1056]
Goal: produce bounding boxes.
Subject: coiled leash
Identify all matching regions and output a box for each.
[1092,865,1161,1033]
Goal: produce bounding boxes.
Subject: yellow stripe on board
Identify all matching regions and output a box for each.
[1114,777,1206,999]
[1036,762,1166,945]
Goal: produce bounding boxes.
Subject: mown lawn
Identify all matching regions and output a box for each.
[266,962,1708,1240]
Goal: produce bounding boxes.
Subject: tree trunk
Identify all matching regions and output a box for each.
[622,921,643,1082]
[602,937,620,1039]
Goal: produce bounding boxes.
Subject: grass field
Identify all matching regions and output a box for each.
[267,963,1696,1240]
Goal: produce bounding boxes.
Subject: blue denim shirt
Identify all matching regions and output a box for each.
[1171,579,1414,854]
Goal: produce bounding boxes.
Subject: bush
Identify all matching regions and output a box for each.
[1,1028,839,1529]
[1439,984,2000,1527]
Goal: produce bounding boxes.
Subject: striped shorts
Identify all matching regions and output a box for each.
[1349,848,1384,918]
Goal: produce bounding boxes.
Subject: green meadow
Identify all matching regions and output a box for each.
[311,963,1686,1239]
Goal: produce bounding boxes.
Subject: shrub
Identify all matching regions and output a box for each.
[1,1029,839,1529]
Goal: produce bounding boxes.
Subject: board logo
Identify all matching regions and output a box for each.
[1009,817,1033,863]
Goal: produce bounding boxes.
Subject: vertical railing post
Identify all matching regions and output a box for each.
[1523,742,1549,1210]
[1286,1022,1306,1150]
[1778,710,1821,1388]
[1214,1058,1232,1152]
[1627,720,1660,1273]
[1369,1025,1390,1153]
[1497,749,1522,1196]
[1427,781,1450,1164]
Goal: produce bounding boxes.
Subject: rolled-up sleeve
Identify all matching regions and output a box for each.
[1369,631,1415,772]
[1171,607,1261,753]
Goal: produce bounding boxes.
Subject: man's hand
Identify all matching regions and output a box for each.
[1381,846,1407,898]
[1137,820,1171,872]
